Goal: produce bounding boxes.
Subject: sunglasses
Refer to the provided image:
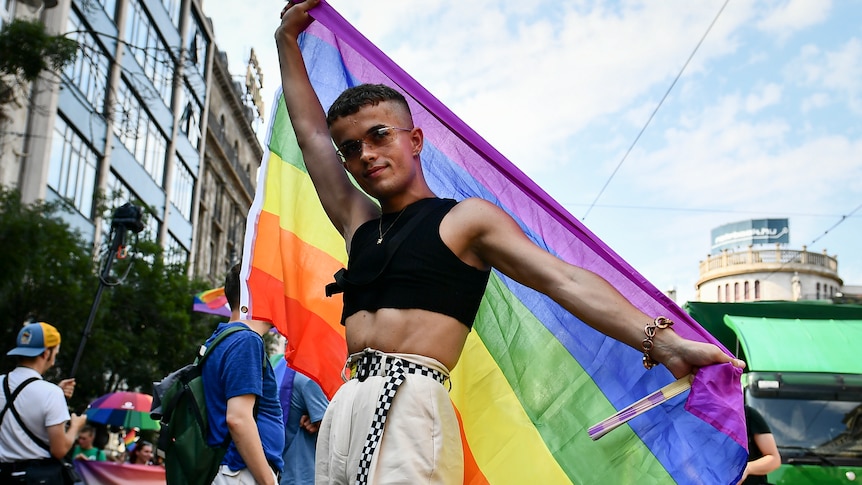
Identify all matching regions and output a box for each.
[335,126,411,162]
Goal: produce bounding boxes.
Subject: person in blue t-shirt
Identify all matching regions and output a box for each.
[202,264,285,485]
[275,354,329,485]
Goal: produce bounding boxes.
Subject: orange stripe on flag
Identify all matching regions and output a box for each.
[248,269,346,398]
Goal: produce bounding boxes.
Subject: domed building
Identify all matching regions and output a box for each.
[695,219,842,302]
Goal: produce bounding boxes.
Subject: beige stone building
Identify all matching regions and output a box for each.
[193,48,263,285]
[695,219,843,302]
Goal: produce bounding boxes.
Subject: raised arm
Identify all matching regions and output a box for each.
[449,198,744,377]
[275,0,377,239]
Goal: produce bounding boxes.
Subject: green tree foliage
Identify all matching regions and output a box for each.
[0,188,219,412]
[0,188,94,376]
[0,18,78,120]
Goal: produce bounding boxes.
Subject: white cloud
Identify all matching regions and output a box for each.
[756,0,832,41]
[745,83,782,113]
[801,92,830,112]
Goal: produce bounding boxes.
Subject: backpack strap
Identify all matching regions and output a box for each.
[326,198,448,296]
[196,324,266,447]
[1,375,51,452]
[196,324,250,365]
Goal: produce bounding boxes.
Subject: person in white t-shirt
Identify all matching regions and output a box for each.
[0,322,87,483]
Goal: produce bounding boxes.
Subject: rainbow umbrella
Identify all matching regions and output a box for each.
[85,391,160,431]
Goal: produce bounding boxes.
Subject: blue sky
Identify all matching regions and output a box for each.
[206,0,862,303]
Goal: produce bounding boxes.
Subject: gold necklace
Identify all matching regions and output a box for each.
[377,207,407,244]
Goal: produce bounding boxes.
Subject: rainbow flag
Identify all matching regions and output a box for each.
[241,2,747,483]
[123,429,137,452]
[192,287,231,318]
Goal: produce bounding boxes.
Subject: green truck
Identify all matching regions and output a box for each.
[684,301,862,484]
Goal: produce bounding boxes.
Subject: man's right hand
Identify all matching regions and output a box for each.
[276,0,320,43]
[299,414,321,434]
[69,413,87,431]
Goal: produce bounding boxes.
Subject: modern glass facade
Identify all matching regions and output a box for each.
[44,0,211,267]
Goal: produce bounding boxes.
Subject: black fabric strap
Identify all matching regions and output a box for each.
[1,375,51,452]
[326,200,444,296]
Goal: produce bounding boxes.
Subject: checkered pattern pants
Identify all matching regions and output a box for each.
[348,350,448,485]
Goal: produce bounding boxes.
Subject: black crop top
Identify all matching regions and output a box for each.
[331,198,490,329]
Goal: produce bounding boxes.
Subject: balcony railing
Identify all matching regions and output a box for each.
[699,245,838,277]
[206,112,255,196]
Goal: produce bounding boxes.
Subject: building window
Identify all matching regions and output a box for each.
[187,13,209,77]
[124,0,174,107]
[87,0,117,21]
[165,233,188,267]
[754,280,760,300]
[65,10,110,114]
[160,0,181,26]
[717,285,722,302]
[816,282,821,300]
[171,154,195,220]
[104,170,134,204]
[725,284,730,303]
[104,171,159,245]
[178,82,202,149]
[734,282,739,302]
[1,0,15,30]
[114,80,168,186]
[47,116,98,218]
[744,281,750,301]
[209,224,221,274]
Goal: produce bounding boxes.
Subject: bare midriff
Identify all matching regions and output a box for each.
[344,307,470,371]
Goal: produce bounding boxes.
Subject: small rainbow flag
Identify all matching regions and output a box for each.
[240,2,746,483]
[192,287,231,318]
[123,429,137,452]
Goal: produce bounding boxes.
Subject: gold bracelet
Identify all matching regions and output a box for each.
[642,316,673,370]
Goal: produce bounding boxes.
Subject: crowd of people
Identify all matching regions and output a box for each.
[0,315,328,485]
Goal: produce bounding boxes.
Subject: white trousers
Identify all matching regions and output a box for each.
[212,464,277,485]
[315,352,462,485]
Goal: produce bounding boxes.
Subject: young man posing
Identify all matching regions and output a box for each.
[276,2,744,483]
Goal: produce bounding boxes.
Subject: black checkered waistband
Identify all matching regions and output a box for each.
[343,349,448,386]
[347,349,450,484]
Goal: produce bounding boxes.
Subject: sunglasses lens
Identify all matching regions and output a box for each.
[337,127,404,162]
[369,127,395,145]
[338,141,362,161]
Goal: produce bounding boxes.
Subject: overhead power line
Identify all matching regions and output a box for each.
[582,0,731,221]
[757,201,862,282]
[564,203,858,218]
[807,202,862,247]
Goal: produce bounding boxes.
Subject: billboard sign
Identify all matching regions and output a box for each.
[711,219,789,254]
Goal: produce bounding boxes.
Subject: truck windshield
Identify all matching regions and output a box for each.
[747,393,862,463]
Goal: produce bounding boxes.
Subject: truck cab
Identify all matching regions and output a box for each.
[726,315,862,484]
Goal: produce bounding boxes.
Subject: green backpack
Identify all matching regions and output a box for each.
[150,325,251,485]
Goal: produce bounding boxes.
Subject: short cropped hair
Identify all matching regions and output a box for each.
[224,264,241,311]
[326,84,412,126]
